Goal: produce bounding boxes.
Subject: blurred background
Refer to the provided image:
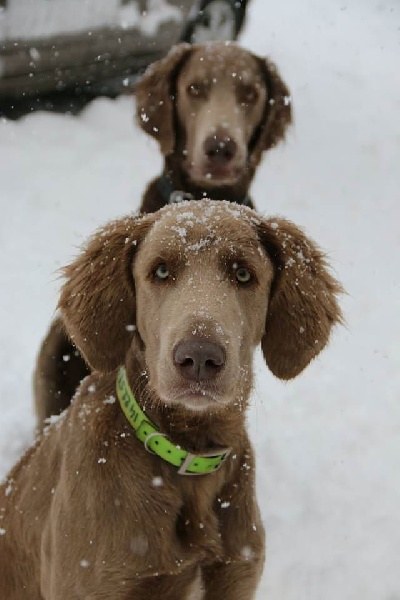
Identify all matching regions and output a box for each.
[0,0,250,116]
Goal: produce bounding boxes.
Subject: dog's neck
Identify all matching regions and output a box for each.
[160,170,253,205]
[141,157,255,213]
[166,151,255,203]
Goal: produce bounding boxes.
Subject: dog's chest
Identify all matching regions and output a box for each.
[176,487,224,563]
[136,473,227,574]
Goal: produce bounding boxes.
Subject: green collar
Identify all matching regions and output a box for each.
[116,367,231,476]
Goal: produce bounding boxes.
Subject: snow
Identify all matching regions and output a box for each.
[152,476,164,487]
[0,0,399,598]
[0,0,181,40]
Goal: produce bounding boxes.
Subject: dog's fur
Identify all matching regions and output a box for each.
[34,42,292,427]
[0,201,342,599]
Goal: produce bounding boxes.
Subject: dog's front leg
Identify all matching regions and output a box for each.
[202,559,264,600]
[130,566,203,599]
[202,449,265,599]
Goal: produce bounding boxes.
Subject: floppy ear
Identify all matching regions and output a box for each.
[135,43,193,156]
[58,215,154,373]
[257,218,343,380]
[250,57,292,168]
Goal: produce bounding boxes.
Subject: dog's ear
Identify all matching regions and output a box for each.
[257,218,343,380]
[58,215,154,373]
[250,57,292,168]
[135,43,193,156]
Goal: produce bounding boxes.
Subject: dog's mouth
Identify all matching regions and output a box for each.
[159,382,229,412]
[189,164,244,186]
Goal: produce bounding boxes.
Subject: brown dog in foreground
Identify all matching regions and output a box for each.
[34,41,292,427]
[0,201,342,599]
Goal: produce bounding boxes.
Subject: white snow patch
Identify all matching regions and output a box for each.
[152,476,163,487]
[240,545,254,561]
[0,0,181,41]
[80,559,90,568]
[103,395,116,405]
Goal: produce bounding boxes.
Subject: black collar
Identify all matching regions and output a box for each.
[157,173,251,206]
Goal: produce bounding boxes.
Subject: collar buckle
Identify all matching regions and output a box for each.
[178,448,231,476]
[143,431,167,455]
[169,190,194,204]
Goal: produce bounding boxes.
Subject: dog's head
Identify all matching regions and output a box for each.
[60,201,342,412]
[135,42,292,189]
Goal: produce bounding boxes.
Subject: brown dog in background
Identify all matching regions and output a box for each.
[34,42,292,427]
[136,41,292,211]
[0,201,342,599]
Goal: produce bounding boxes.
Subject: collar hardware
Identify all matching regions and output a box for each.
[143,431,167,454]
[169,189,194,204]
[178,448,231,476]
[157,172,250,206]
[116,367,231,476]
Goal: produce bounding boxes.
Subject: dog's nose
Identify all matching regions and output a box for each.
[174,339,225,382]
[204,134,237,163]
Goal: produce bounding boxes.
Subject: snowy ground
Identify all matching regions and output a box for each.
[0,0,180,40]
[1,1,399,598]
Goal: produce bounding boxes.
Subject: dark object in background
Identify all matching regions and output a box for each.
[182,0,247,44]
[0,0,250,118]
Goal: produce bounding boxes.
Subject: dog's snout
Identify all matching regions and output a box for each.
[204,134,237,163]
[174,339,225,382]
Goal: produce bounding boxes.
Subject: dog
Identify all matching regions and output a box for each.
[34,41,292,427]
[1,201,342,599]
[136,41,292,212]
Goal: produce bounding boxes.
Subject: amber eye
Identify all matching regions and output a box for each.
[154,264,169,280]
[239,84,258,105]
[235,267,252,284]
[187,82,206,98]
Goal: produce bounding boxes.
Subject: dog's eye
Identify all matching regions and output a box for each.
[239,84,259,105]
[187,82,206,98]
[235,267,252,284]
[154,264,169,280]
